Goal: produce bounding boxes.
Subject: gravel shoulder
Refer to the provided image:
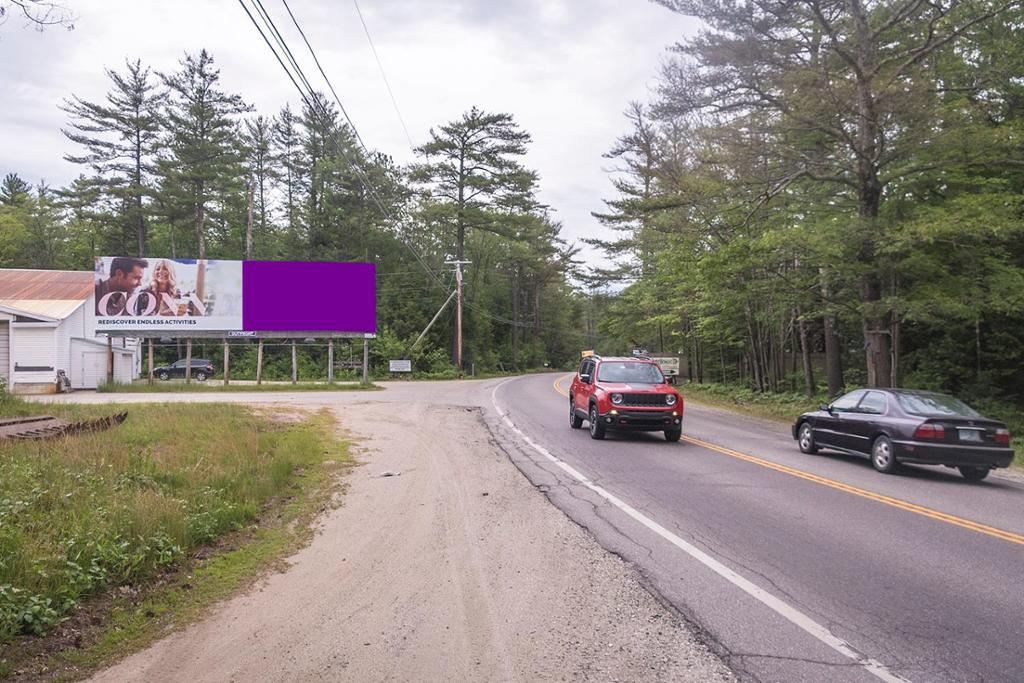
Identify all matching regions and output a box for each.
[89,401,732,682]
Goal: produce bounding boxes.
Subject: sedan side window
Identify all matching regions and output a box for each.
[830,390,866,413]
[857,391,888,415]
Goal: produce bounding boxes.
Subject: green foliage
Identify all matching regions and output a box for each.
[592,2,1024,408]
[0,398,342,642]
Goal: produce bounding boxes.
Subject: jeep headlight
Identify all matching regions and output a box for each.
[611,393,623,405]
[665,394,677,406]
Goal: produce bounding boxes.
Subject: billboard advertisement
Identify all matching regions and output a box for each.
[94,258,376,334]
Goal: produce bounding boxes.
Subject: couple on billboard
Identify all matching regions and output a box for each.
[95,257,206,318]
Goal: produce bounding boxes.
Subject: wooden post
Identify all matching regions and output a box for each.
[106,336,114,385]
[327,339,334,383]
[291,340,297,384]
[362,337,369,384]
[256,339,264,385]
[185,338,192,383]
[147,338,154,384]
[223,338,230,386]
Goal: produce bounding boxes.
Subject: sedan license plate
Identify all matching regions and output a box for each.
[958,428,983,443]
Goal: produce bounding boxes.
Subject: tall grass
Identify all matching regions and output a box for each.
[0,397,342,642]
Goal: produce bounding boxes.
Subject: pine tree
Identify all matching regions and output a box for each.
[0,173,30,205]
[158,49,250,259]
[61,58,163,256]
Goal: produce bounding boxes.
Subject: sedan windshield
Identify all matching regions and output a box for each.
[596,362,664,384]
[896,392,980,418]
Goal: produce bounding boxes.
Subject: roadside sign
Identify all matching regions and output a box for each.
[228,330,257,337]
[632,348,648,357]
[389,359,412,372]
[581,349,595,358]
[651,356,680,376]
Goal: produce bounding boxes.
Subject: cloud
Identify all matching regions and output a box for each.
[0,0,698,269]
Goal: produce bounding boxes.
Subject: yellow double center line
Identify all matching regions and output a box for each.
[552,374,1024,546]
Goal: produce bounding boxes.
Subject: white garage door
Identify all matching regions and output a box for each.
[75,351,107,389]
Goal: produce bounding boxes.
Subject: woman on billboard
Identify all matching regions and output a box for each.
[136,259,191,316]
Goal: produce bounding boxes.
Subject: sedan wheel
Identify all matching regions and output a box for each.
[871,436,898,474]
[158,371,169,381]
[958,466,990,482]
[589,405,606,440]
[798,423,819,454]
[569,399,583,429]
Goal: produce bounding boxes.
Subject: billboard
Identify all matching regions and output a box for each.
[94,258,376,334]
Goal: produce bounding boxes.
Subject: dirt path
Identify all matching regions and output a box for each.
[89,402,731,682]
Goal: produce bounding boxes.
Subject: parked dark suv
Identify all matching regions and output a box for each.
[154,359,215,381]
[570,354,684,441]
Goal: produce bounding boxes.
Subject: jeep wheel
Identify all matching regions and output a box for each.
[588,404,606,440]
[664,428,682,442]
[158,371,169,381]
[569,398,583,429]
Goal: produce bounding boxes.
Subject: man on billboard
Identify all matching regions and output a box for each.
[95,257,147,316]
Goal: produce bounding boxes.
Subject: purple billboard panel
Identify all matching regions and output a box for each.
[242,261,376,333]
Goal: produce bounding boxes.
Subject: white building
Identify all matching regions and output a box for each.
[0,269,138,393]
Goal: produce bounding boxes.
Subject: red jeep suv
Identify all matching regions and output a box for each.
[569,355,684,441]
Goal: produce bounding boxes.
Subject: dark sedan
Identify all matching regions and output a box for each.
[793,389,1014,480]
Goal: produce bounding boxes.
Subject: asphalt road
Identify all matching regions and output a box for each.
[490,373,1024,683]
[35,375,1024,682]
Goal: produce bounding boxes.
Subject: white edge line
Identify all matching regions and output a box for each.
[491,378,911,683]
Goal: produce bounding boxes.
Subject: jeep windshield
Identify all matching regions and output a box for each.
[596,362,665,384]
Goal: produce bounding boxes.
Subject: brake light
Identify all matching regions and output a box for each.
[914,423,945,440]
[995,428,1011,445]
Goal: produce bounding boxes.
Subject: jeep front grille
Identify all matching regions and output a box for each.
[622,393,668,407]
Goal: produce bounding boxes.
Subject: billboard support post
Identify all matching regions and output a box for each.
[223,339,230,386]
[256,340,264,385]
[106,337,113,385]
[328,339,334,383]
[185,339,192,384]
[291,340,297,384]
[362,337,369,384]
[148,339,154,384]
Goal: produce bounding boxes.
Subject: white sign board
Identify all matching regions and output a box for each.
[389,359,412,373]
[651,356,680,376]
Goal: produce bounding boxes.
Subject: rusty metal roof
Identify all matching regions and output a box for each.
[0,299,86,320]
[0,269,93,300]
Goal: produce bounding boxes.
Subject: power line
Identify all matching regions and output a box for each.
[240,0,447,293]
[237,0,533,328]
[351,0,415,150]
[279,0,370,153]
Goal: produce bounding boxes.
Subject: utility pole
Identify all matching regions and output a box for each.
[445,260,471,370]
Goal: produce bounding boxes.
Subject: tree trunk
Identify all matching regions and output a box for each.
[851,0,891,388]
[135,132,145,257]
[797,309,815,398]
[245,178,255,260]
[510,269,519,370]
[194,183,206,260]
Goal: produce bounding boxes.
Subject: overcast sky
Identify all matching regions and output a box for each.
[0,0,696,268]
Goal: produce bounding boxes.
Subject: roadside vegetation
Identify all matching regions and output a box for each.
[0,391,349,677]
[588,3,1024,431]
